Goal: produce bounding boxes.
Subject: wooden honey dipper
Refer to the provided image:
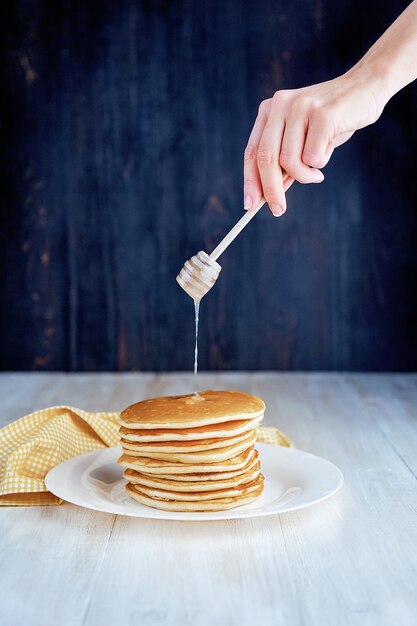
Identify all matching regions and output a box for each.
[176,178,288,301]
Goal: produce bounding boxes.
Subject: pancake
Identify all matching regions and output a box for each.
[119,416,263,442]
[124,462,261,492]
[120,390,264,429]
[126,482,264,512]
[118,446,255,475]
[130,475,264,502]
[120,430,256,463]
[141,450,260,482]
[119,429,253,453]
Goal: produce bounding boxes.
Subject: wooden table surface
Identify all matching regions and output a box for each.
[1,372,416,626]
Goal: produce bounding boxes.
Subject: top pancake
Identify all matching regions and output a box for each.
[120,390,265,429]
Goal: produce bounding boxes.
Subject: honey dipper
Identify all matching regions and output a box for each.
[176,178,288,301]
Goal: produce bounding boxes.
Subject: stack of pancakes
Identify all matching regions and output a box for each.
[118,390,265,512]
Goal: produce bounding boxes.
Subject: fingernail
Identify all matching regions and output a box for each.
[271,204,284,217]
[312,170,324,182]
[244,195,252,210]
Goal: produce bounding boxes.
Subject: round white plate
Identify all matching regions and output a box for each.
[45,444,343,521]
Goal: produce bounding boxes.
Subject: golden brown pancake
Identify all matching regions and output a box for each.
[119,429,253,453]
[126,481,264,512]
[138,450,260,482]
[129,475,264,502]
[124,462,261,492]
[120,430,256,463]
[118,446,255,474]
[120,390,264,429]
[119,416,262,442]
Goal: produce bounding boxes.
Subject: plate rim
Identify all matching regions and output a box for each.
[45,443,344,521]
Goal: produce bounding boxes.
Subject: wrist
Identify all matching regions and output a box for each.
[344,55,393,110]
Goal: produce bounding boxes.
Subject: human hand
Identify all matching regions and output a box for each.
[244,70,388,216]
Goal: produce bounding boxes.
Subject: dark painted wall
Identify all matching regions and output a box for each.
[0,0,416,372]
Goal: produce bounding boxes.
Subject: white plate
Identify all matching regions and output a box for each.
[45,444,343,521]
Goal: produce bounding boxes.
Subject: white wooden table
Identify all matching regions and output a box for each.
[1,372,416,626]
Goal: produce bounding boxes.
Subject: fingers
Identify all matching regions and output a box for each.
[243,100,271,211]
[256,102,286,216]
[245,91,340,217]
[302,110,334,168]
[280,116,324,184]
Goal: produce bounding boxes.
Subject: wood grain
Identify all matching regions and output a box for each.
[0,372,416,626]
[0,1,416,372]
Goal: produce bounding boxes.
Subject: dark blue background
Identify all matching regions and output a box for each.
[1,0,416,371]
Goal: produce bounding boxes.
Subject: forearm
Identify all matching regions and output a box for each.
[349,1,417,102]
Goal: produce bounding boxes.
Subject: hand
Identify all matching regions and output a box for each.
[243,70,387,216]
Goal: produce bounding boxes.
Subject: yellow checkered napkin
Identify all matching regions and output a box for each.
[0,406,293,506]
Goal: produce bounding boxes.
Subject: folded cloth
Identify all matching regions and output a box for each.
[0,406,293,506]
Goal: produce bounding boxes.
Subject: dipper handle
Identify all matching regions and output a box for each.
[210,197,266,261]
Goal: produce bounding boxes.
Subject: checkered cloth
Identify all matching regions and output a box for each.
[0,406,293,506]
